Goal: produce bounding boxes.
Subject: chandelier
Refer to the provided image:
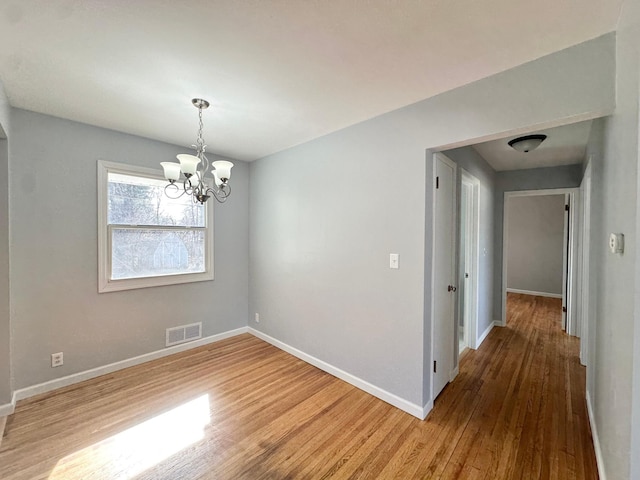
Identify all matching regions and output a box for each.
[160,98,233,204]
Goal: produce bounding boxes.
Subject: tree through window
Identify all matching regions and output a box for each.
[98,161,214,292]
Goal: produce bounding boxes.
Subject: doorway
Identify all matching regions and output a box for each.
[458,169,480,353]
[502,189,580,332]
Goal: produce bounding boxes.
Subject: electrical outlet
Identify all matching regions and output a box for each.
[51,352,63,368]
[255,313,260,323]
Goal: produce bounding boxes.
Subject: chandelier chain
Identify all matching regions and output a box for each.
[196,106,205,151]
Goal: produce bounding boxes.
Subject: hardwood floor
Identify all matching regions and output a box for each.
[0,293,597,479]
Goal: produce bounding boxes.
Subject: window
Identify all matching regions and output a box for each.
[98,160,213,292]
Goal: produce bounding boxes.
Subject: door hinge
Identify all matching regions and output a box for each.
[565,204,570,212]
[436,176,439,189]
[433,360,437,373]
[562,306,567,313]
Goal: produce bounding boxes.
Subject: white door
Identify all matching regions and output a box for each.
[433,153,456,399]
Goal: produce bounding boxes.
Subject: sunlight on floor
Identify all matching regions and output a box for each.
[49,394,210,479]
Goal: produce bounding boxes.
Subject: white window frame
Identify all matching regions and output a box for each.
[97,160,214,293]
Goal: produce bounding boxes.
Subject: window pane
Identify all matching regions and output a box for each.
[111,228,206,280]
[108,173,205,227]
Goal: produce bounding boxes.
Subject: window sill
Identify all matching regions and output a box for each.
[98,270,214,293]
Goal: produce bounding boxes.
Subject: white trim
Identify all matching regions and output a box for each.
[422,400,434,419]
[586,390,606,480]
[248,328,426,420]
[7,327,247,410]
[506,288,563,299]
[450,366,459,382]
[477,321,497,348]
[460,170,480,351]
[97,160,215,293]
[561,193,569,330]
[0,400,13,416]
[580,160,592,367]
[0,415,6,447]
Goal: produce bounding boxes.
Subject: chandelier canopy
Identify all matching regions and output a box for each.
[160,98,233,204]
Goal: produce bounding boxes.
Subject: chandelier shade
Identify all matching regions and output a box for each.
[212,160,233,181]
[160,162,181,181]
[160,98,233,204]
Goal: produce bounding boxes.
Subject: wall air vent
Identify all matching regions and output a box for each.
[166,322,202,347]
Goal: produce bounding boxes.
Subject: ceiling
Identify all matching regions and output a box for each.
[471,120,594,171]
[0,1,623,161]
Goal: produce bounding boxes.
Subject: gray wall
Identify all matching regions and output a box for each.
[587,1,640,476]
[506,195,565,295]
[249,35,615,409]
[9,109,249,390]
[442,147,496,342]
[493,164,583,321]
[0,79,11,406]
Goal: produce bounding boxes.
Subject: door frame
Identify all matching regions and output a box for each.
[501,188,581,330]
[431,152,458,403]
[562,193,570,330]
[460,169,480,350]
[579,161,592,366]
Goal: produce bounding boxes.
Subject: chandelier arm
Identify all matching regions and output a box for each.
[213,184,231,203]
[203,184,227,203]
[184,177,197,195]
[164,182,189,200]
[201,153,211,177]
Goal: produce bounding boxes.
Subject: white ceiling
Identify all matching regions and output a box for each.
[472,120,594,171]
[0,1,623,161]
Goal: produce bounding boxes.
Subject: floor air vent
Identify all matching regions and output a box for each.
[166,322,202,347]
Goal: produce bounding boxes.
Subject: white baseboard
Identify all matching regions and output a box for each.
[4,326,248,414]
[477,321,497,347]
[0,400,13,417]
[422,400,433,419]
[248,327,426,420]
[0,415,6,448]
[450,366,459,382]
[506,288,562,299]
[5,326,430,423]
[586,390,606,480]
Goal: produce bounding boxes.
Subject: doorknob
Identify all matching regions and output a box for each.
[448,285,457,292]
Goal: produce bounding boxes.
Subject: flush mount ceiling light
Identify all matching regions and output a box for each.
[508,134,547,153]
[160,98,233,204]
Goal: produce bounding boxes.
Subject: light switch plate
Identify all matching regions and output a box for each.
[390,253,399,269]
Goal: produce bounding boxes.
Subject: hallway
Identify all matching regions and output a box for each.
[432,292,597,478]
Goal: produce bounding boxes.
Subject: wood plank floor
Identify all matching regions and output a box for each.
[0,294,597,479]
